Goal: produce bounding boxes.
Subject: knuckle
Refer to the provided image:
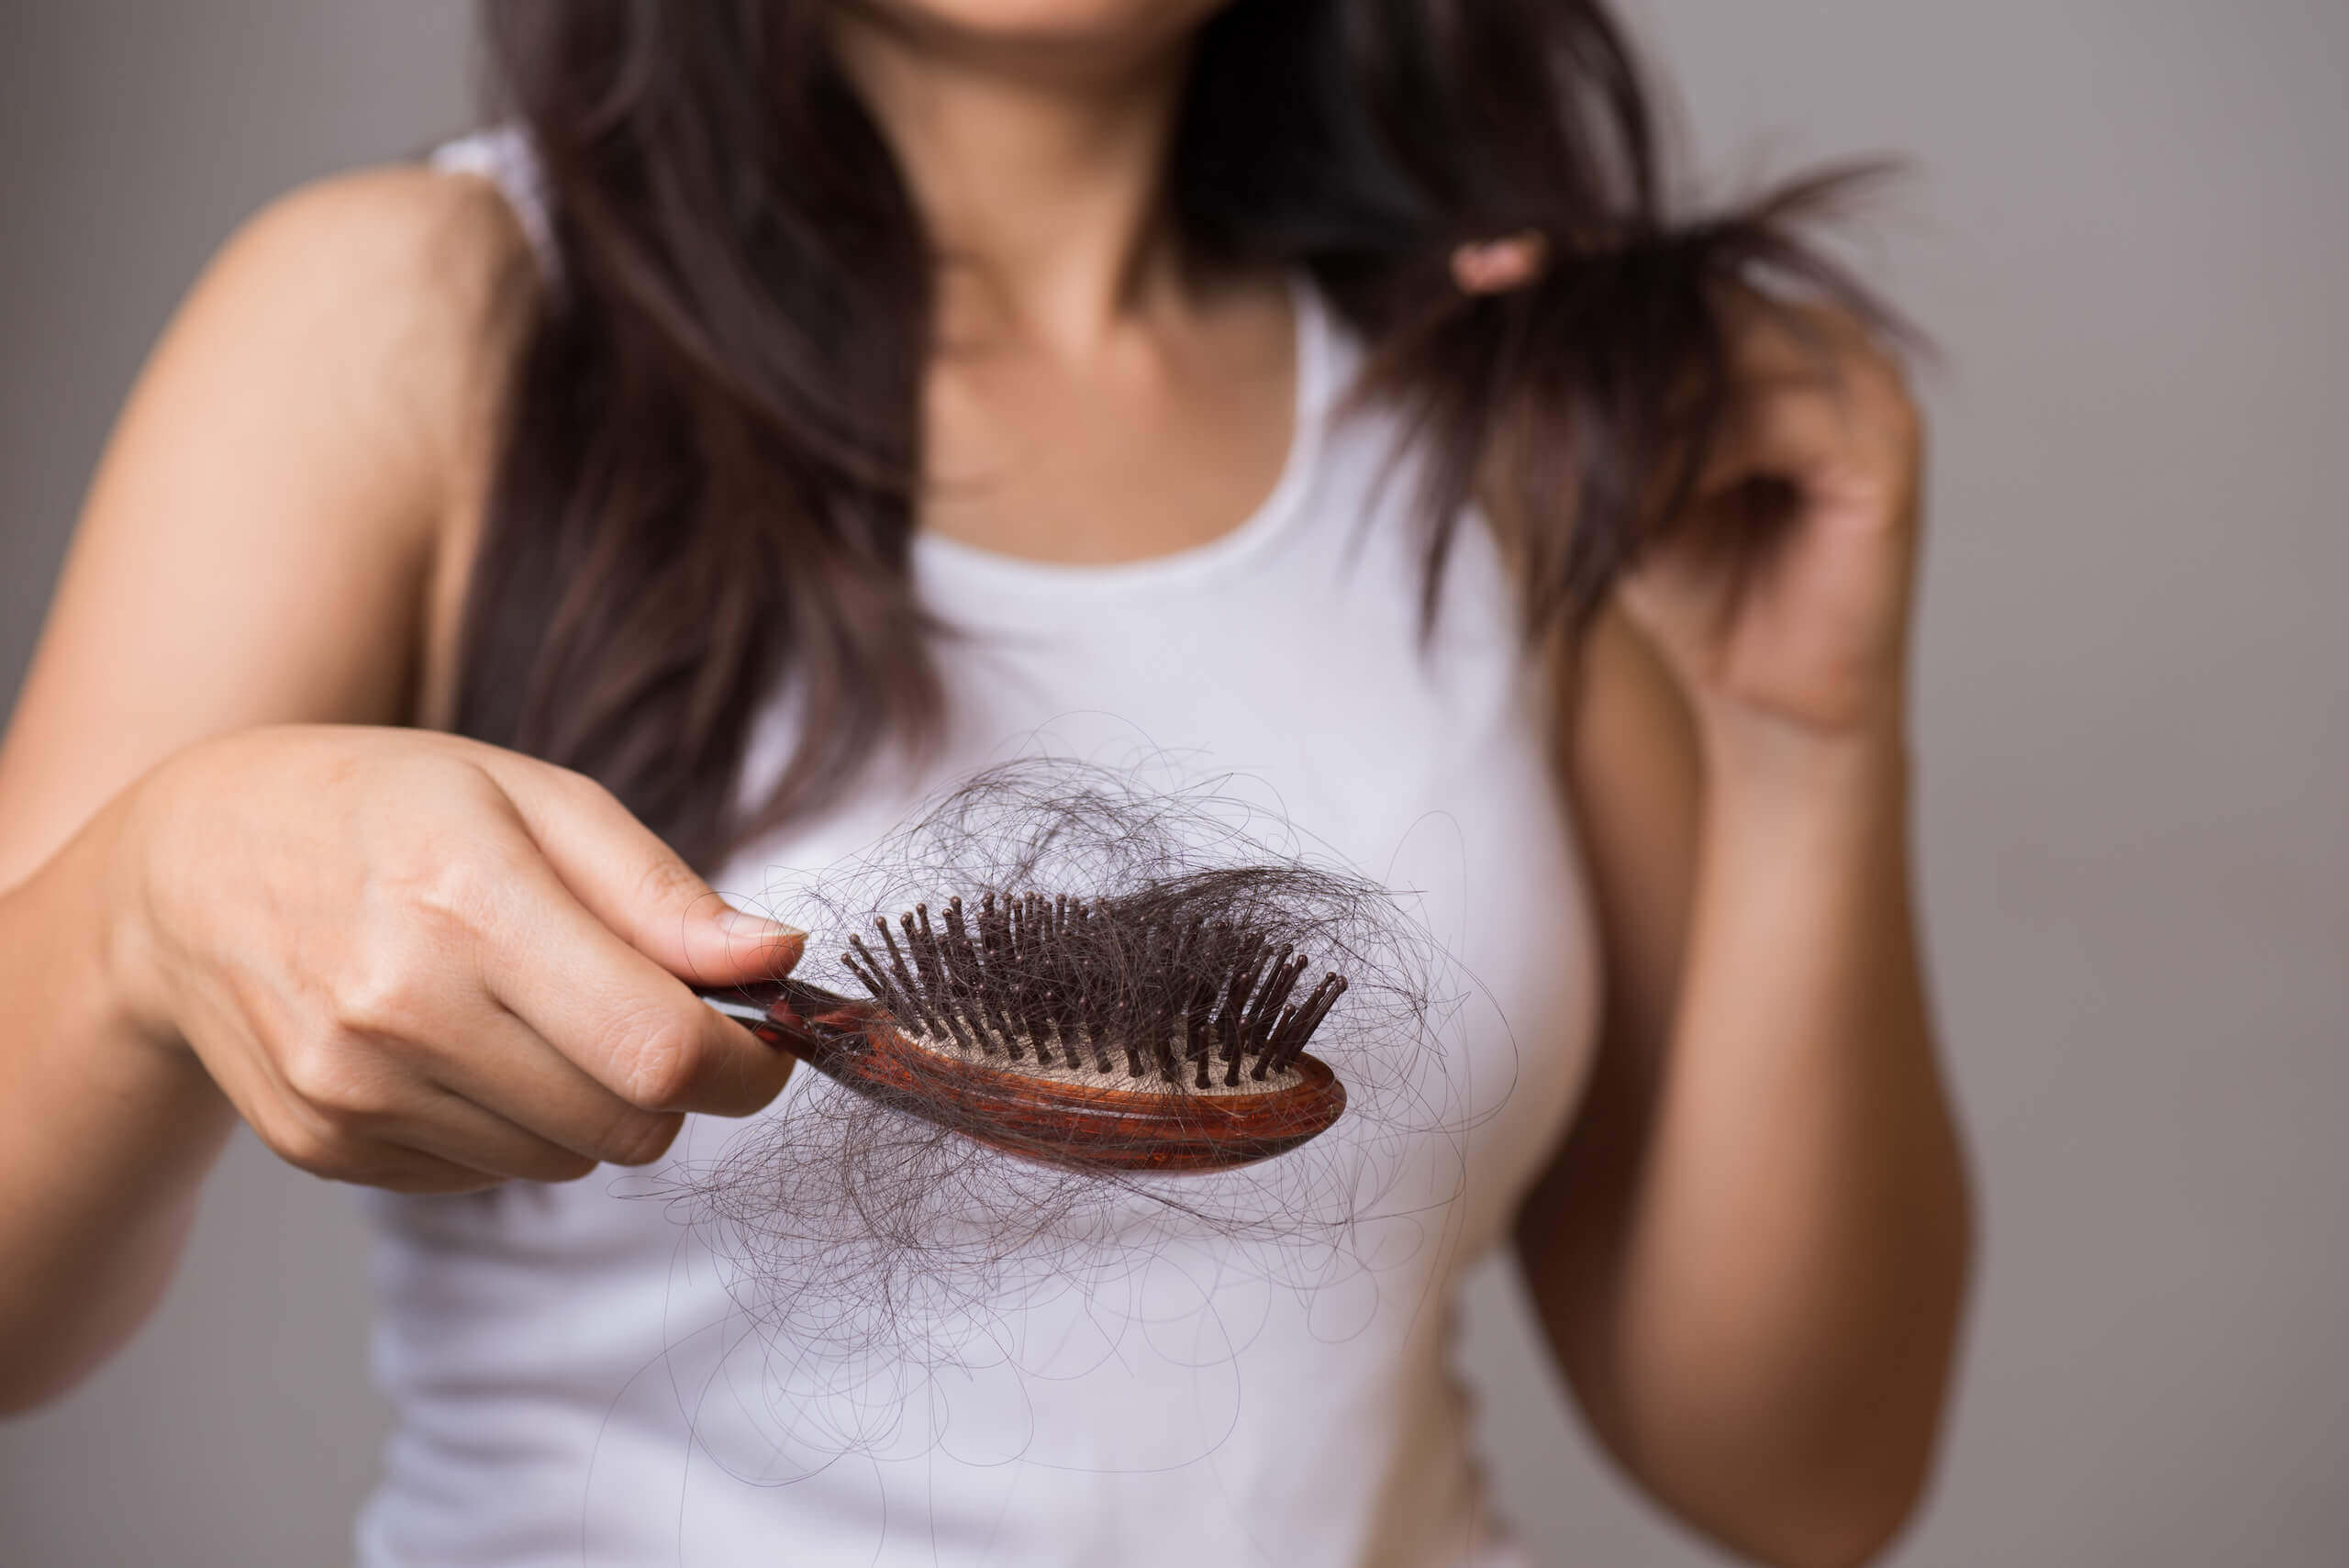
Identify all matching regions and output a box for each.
[540,762,633,825]
[1842,339,1918,422]
[634,850,710,916]
[329,954,434,1042]
[278,1029,364,1109]
[276,1029,408,1142]
[541,760,614,803]
[618,1012,707,1110]
[391,847,502,932]
[258,1106,362,1181]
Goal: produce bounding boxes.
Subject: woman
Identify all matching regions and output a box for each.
[0,2,1971,1563]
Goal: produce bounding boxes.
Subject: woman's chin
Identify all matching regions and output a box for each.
[848,0,1230,62]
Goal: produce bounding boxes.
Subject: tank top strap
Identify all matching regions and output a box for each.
[429,127,559,285]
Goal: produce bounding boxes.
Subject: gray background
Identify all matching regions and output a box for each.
[2,1,2342,1562]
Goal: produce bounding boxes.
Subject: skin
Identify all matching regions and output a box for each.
[0,5,1970,1567]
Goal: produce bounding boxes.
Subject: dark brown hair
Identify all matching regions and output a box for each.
[459,0,1903,867]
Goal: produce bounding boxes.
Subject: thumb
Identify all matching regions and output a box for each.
[473,752,806,986]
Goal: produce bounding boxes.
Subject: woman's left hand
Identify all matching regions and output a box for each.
[1454,234,1925,750]
[1461,246,1965,1565]
[1615,294,1925,749]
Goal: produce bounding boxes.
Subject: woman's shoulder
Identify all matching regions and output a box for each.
[171,161,544,716]
[201,158,540,433]
[17,161,544,757]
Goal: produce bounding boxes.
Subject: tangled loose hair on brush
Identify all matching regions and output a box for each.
[650,760,1486,1451]
[458,0,1915,872]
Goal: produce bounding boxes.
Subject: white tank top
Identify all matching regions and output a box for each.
[365,132,1599,1568]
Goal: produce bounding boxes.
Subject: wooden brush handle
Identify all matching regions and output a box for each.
[696,976,860,1039]
[695,978,1344,1174]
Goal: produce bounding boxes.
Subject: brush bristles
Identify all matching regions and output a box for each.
[837,891,1349,1088]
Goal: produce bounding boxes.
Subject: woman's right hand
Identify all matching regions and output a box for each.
[105,726,802,1194]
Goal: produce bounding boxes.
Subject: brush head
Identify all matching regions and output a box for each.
[708,890,1349,1173]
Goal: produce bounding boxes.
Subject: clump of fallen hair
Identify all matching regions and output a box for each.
[841,880,1349,1091]
[651,758,1483,1460]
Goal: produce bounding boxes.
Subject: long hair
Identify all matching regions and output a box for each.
[458,0,1905,868]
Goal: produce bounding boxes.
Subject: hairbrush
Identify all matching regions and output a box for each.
[698,890,1347,1174]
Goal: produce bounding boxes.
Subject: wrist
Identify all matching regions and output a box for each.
[5,791,228,1126]
[85,771,195,1057]
[1688,704,1918,932]
[1692,699,1912,817]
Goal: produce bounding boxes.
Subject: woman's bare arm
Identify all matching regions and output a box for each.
[0,169,540,878]
[1515,611,1972,1568]
[0,170,794,1412]
[0,172,482,1406]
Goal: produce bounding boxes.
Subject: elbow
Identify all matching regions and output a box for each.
[0,1316,130,1418]
[1755,1176,1975,1565]
[0,1356,98,1419]
[1671,1367,1960,1568]
[1737,1472,1931,1568]
[1706,1393,1954,1568]
[0,1263,186,1418]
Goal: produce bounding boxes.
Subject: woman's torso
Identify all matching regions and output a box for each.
[354,134,1600,1568]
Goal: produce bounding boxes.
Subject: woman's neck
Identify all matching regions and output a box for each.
[829,6,1197,362]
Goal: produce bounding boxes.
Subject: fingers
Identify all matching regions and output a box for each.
[380,1085,612,1185]
[224,1034,592,1195]
[473,751,803,988]
[407,1004,689,1168]
[469,840,796,1119]
[245,954,735,1189]
[230,960,702,1191]
[325,1151,511,1197]
[1687,303,1921,508]
[1722,295,1916,427]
